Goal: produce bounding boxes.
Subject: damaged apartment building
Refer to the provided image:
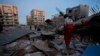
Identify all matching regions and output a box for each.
[0,4,19,28]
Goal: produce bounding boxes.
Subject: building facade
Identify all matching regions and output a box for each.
[51,5,89,28]
[52,15,64,27]
[66,5,89,21]
[0,4,19,27]
[31,9,45,25]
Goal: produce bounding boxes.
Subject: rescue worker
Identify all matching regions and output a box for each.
[64,15,74,49]
[58,8,74,49]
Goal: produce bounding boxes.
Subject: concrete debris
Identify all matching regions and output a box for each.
[17,40,32,49]
[32,40,50,51]
[50,39,66,51]
[24,52,45,56]
[42,31,55,35]
[0,47,3,56]
[24,45,33,53]
[5,40,32,51]
[1,30,89,56]
[45,49,58,56]
[70,51,81,56]
[5,42,18,51]
[32,40,58,56]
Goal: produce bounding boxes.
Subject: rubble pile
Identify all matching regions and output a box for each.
[24,52,45,56]
[1,30,89,56]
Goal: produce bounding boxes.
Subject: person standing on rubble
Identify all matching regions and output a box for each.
[64,14,74,49]
[57,8,74,49]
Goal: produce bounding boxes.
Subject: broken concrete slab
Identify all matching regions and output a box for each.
[24,52,45,56]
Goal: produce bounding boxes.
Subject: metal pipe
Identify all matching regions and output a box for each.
[89,10,93,15]
[90,8,95,14]
[96,5,100,12]
[94,6,99,13]
[93,7,98,13]
[91,7,96,14]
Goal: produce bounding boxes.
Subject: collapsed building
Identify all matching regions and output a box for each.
[0,4,100,56]
[51,5,89,30]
